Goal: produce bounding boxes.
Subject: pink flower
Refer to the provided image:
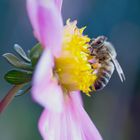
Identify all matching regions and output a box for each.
[27,0,103,140]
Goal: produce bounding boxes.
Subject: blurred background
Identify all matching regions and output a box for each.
[0,0,140,140]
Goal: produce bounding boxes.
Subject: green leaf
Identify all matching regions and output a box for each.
[29,43,43,66]
[4,70,32,85]
[3,53,33,71]
[14,44,31,62]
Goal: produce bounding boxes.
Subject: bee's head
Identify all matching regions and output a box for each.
[91,36,107,48]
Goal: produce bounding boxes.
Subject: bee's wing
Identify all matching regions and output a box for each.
[114,59,126,82]
[109,53,125,82]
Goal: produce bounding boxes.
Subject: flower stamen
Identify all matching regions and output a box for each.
[55,20,97,95]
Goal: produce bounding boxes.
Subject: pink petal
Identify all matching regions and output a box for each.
[54,0,63,11]
[27,0,63,57]
[33,49,54,85]
[38,92,102,140]
[78,104,103,140]
[32,49,64,112]
[68,91,83,106]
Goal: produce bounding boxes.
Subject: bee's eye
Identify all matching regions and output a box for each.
[94,40,104,48]
[91,36,106,49]
[96,40,103,45]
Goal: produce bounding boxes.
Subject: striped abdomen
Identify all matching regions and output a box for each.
[93,61,114,91]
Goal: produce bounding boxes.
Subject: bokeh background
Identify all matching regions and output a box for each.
[0,0,140,140]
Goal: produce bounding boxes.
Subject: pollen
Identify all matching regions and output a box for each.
[55,19,97,95]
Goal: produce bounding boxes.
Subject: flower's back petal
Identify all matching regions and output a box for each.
[69,91,83,106]
[68,93,103,140]
[79,105,103,140]
[54,0,63,11]
[38,92,102,140]
[27,0,63,57]
[32,49,64,112]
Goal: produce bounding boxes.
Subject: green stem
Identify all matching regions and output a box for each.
[0,85,23,114]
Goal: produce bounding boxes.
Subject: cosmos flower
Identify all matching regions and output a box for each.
[27,0,102,139]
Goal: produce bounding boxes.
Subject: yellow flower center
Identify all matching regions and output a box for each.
[55,19,97,95]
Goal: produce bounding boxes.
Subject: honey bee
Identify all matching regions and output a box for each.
[89,36,125,90]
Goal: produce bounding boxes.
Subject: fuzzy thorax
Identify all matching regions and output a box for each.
[55,20,97,95]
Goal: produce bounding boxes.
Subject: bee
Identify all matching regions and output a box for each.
[89,36,125,91]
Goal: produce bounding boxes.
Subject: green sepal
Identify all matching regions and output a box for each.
[4,70,32,85]
[3,53,33,71]
[14,44,31,62]
[29,43,43,66]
